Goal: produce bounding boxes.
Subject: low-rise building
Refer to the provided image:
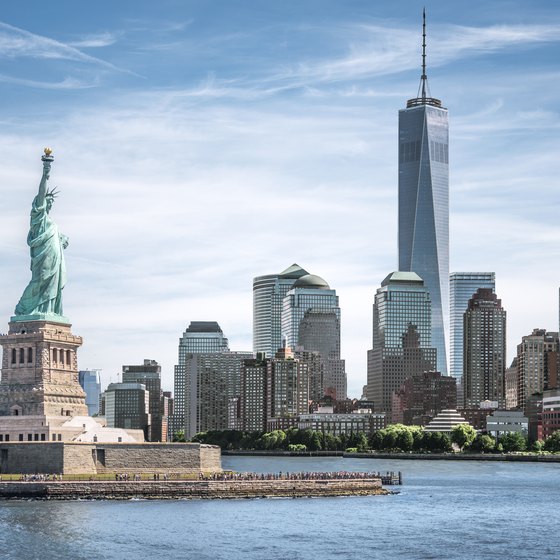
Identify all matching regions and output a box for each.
[424,409,471,433]
[486,410,528,437]
[298,412,386,436]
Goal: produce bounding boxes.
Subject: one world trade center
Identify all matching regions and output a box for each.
[398,11,448,375]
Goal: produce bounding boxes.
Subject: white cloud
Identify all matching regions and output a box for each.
[67,32,119,48]
[0,20,136,75]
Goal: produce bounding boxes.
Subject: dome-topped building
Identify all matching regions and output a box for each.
[293,274,330,290]
[281,271,346,399]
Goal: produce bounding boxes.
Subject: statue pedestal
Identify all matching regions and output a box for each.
[11,313,70,324]
[0,320,88,417]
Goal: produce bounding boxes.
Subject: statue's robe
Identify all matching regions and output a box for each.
[14,195,66,316]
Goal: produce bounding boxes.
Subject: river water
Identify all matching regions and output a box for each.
[0,456,558,560]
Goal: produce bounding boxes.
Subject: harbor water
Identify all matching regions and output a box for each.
[0,456,558,560]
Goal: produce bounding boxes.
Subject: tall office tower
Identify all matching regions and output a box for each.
[517,329,560,412]
[253,263,309,357]
[172,321,230,439]
[450,273,495,405]
[398,11,449,375]
[122,359,167,441]
[104,382,151,439]
[78,369,102,416]
[297,310,346,400]
[367,272,437,414]
[183,351,252,439]
[281,274,346,399]
[267,347,310,422]
[463,288,506,408]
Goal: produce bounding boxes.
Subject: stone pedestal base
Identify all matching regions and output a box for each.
[0,320,88,417]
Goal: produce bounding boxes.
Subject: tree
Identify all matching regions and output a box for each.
[395,429,413,452]
[173,430,186,443]
[424,431,453,452]
[470,434,495,453]
[543,430,560,452]
[499,432,527,452]
[451,424,477,450]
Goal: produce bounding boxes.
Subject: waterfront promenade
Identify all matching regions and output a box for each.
[0,470,399,500]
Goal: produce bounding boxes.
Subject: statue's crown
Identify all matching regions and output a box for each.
[46,187,59,199]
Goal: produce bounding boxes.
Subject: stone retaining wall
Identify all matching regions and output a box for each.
[0,478,385,500]
[0,442,222,474]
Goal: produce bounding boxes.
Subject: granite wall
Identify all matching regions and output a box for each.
[0,442,221,474]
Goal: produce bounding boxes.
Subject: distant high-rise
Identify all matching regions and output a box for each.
[183,351,252,439]
[367,272,437,414]
[398,11,449,375]
[239,355,268,432]
[266,347,310,422]
[122,359,167,442]
[463,288,506,408]
[104,382,151,439]
[253,263,309,357]
[78,369,102,416]
[281,274,346,399]
[517,329,559,412]
[450,272,495,404]
[172,321,230,439]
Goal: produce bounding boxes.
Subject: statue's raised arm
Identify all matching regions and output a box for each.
[13,148,69,322]
[35,148,53,208]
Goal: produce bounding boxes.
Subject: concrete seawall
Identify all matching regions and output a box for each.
[0,478,388,500]
[223,450,560,462]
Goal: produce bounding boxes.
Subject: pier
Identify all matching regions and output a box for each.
[0,471,401,500]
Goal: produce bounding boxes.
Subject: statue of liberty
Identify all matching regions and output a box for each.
[14,149,69,321]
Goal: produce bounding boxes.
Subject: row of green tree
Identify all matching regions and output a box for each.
[185,425,560,454]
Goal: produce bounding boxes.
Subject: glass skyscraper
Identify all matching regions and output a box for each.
[398,14,449,375]
[449,272,495,403]
[281,274,346,399]
[78,369,102,416]
[253,263,309,357]
[366,272,437,414]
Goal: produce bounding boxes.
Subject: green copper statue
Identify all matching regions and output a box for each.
[13,149,69,322]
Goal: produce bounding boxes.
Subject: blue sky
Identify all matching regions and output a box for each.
[1,0,559,396]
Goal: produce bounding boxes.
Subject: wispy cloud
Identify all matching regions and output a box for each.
[67,32,119,48]
[0,20,136,75]
[242,22,560,93]
[0,73,97,89]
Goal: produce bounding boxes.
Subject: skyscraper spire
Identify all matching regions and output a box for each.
[421,7,427,101]
[407,9,442,108]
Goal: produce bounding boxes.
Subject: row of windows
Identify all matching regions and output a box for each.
[10,347,74,367]
[0,433,62,442]
[11,347,33,365]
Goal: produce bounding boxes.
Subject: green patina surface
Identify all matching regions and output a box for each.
[12,151,69,324]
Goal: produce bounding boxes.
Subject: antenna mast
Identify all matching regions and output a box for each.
[421,8,427,101]
[407,8,442,108]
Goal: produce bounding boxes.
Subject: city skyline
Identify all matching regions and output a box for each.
[1,1,560,397]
